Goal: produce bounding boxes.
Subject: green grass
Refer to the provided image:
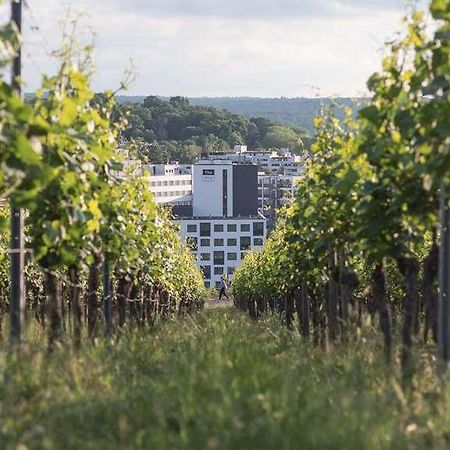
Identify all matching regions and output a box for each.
[0,309,449,449]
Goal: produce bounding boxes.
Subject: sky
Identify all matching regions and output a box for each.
[1,0,430,98]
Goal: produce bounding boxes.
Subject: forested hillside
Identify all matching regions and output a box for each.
[119,96,310,164]
[116,96,366,135]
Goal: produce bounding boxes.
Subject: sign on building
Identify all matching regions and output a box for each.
[202,169,215,181]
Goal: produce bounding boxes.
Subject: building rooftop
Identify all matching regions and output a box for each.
[176,213,266,221]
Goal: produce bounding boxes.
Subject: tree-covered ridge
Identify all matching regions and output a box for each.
[189,97,365,135]
[116,95,366,136]
[119,96,311,163]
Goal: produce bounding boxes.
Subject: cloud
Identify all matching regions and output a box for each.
[107,0,409,20]
[6,0,431,97]
[83,10,405,97]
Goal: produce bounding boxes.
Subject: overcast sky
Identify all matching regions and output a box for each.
[2,0,429,97]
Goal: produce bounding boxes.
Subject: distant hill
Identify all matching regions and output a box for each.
[115,96,368,135]
[118,96,310,164]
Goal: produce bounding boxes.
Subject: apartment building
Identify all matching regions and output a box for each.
[208,145,305,175]
[178,216,266,288]
[143,164,193,205]
[175,159,267,288]
[258,174,301,209]
[258,173,301,229]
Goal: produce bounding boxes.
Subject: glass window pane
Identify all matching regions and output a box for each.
[253,237,264,246]
[201,266,211,279]
[200,253,211,261]
[240,236,251,250]
[200,222,211,237]
[253,222,264,236]
[213,251,225,265]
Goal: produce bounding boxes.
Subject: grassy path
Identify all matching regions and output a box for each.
[0,309,448,449]
[204,297,234,309]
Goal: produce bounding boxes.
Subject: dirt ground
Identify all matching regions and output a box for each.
[204,298,234,309]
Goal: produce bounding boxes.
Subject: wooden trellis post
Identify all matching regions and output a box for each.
[438,182,450,360]
[9,0,25,348]
[103,258,112,336]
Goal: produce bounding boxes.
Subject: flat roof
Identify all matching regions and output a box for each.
[176,214,266,221]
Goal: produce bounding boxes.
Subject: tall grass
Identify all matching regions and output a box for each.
[0,309,449,449]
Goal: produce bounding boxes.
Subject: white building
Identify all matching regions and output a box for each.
[176,159,267,288]
[178,216,266,288]
[148,174,192,205]
[192,161,233,217]
[258,173,301,229]
[258,174,301,210]
[208,146,305,176]
[143,163,192,176]
[130,159,267,288]
[143,164,193,205]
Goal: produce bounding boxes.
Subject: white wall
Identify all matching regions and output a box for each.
[177,216,267,288]
[192,163,233,217]
[148,174,192,204]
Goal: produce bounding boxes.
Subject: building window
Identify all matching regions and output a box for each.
[227,224,237,232]
[213,251,225,265]
[214,238,224,247]
[254,238,264,247]
[186,237,198,251]
[214,266,224,276]
[204,281,210,289]
[200,222,211,237]
[187,224,197,233]
[223,169,228,217]
[200,252,211,261]
[200,238,210,247]
[227,252,237,261]
[227,238,237,247]
[253,222,264,236]
[240,252,247,260]
[240,236,251,250]
[214,224,224,232]
[240,224,250,232]
[201,266,211,279]
[227,267,235,275]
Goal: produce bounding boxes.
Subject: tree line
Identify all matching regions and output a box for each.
[187,96,364,135]
[232,2,449,379]
[119,96,312,163]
